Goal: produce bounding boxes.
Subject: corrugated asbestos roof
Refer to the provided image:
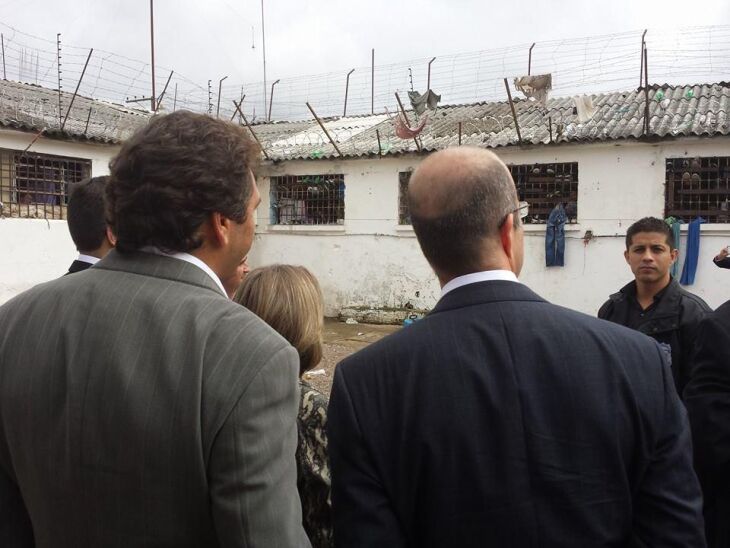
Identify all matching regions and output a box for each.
[0,79,150,144]
[250,83,730,161]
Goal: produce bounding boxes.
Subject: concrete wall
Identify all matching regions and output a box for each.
[253,136,730,319]
[0,130,118,304]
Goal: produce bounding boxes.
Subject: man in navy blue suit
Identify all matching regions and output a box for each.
[327,147,705,547]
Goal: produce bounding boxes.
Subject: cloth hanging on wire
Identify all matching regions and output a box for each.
[394,113,428,139]
[514,74,552,106]
[665,216,682,278]
[680,217,705,286]
[408,90,441,115]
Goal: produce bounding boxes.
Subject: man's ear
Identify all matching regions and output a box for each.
[106,226,117,247]
[624,249,630,265]
[670,248,679,263]
[499,213,515,258]
[207,212,231,248]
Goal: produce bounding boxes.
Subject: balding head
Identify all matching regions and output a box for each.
[408,147,522,280]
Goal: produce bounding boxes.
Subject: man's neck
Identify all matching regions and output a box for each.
[634,276,671,309]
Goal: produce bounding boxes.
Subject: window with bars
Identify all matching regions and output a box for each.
[665,156,730,223]
[269,174,345,225]
[398,170,412,225]
[397,162,578,225]
[509,162,578,224]
[0,148,92,219]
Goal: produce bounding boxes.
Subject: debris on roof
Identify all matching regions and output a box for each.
[0,79,150,144]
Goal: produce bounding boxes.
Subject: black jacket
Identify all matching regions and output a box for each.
[684,301,730,548]
[598,278,711,395]
[328,280,705,548]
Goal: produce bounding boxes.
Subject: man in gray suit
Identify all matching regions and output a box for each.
[0,111,310,547]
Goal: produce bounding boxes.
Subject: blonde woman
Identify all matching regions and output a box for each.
[233,265,332,548]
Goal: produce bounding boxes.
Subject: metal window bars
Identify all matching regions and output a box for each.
[397,162,578,225]
[398,171,412,225]
[509,162,578,224]
[270,174,345,225]
[0,148,91,219]
[665,156,730,224]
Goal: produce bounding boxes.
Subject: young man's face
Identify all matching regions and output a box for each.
[624,231,678,285]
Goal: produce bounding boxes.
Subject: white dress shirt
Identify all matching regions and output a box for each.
[440,269,520,298]
[140,247,227,297]
[76,254,100,265]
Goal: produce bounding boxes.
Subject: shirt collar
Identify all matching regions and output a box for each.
[440,270,520,298]
[77,253,100,265]
[140,246,227,297]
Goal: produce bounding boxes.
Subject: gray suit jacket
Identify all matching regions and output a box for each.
[0,250,310,548]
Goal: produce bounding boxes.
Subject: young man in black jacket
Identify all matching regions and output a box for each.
[598,216,711,395]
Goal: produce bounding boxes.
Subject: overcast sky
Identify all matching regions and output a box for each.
[0,0,728,119]
[2,0,728,86]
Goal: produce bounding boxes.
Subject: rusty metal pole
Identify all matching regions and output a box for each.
[230,95,246,121]
[643,48,650,136]
[395,92,421,152]
[427,57,436,91]
[150,0,156,111]
[216,75,228,118]
[83,107,92,135]
[376,128,382,157]
[268,79,279,121]
[56,33,62,128]
[503,78,523,145]
[371,48,375,114]
[261,0,268,116]
[639,29,647,89]
[343,68,355,117]
[233,99,271,160]
[458,121,462,145]
[61,48,93,130]
[156,70,174,109]
[172,83,177,111]
[528,43,535,75]
[1,34,5,79]
[306,102,343,157]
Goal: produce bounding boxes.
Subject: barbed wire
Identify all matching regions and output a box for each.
[0,20,728,123]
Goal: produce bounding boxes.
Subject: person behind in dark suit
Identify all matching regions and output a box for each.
[65,176,116,274]
[234,264,333,548]
[684,302,730,548]
[327,147,705,548]
[598,217,711,395]
[712,246,730,269]
[0,111,310,548]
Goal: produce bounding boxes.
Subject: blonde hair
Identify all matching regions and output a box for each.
[234,264,324,376]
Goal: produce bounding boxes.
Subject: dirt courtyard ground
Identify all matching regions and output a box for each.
[302,319,400,397]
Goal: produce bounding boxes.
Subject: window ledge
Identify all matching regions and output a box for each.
[523,223,583,233]
[395,224,414,232]
[680,223,730,235]
[266,224,346,234]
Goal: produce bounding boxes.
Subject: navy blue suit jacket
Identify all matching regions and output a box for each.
[328,280,705,547]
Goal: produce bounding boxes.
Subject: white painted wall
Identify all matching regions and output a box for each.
[0,129,118,304]
[253,136,730,318]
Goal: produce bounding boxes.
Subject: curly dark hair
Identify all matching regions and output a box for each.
[106,110,260,253]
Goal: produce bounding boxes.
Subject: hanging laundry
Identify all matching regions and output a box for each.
[514,74,552,106]
[545,203,567,267]
[665,216,682,278]
[573,95,596,123]
[394,113,429,139]
[408,90,441,115]
[680,217,705,286]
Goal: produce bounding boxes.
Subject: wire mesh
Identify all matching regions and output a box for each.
[269,174,345,225]
[665,156,730,223]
